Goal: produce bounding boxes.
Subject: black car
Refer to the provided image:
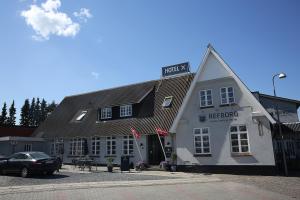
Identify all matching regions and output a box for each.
[0,152,59,178]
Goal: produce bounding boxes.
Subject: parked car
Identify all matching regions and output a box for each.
[0,152,59,178]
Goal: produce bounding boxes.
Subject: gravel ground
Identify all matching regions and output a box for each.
[0,171,177,187]
[215,174,300,199]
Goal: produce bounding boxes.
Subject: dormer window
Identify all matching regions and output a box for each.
[162,96,173,108]
[101,107,112,119]
[76,111,87,121]
[120,104,132,117]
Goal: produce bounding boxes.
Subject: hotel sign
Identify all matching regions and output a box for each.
[162,62,190,77]
[199,111,239,123]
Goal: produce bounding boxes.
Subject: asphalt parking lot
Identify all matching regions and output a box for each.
[0,170,177,187]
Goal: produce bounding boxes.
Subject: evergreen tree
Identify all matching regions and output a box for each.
[29,98,35,127]
[7,100,16,126]
[0,102,8,126]
[40,99,47,123]
[34,98,41,126]
[46,101,57,115]
[20,99,30,127]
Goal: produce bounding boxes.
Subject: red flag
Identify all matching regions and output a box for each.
[155,128,168,136]
[131,127,141,139]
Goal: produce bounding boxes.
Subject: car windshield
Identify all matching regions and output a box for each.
[29,152,50,159]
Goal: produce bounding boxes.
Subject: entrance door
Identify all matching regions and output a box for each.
[148,135,164,165]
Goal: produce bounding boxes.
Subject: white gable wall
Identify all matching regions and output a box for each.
[174,47,276,167]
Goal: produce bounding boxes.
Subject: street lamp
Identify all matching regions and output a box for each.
[272,72,288,176]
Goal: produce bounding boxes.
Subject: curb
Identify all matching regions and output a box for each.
[0,177,221,195]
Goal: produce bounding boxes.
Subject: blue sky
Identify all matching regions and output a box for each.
[0,0,299,122]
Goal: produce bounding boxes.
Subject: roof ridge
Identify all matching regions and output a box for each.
[65,74,195,98]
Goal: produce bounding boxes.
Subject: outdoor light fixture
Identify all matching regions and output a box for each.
[278,73,287,79]
[272,72,288,176]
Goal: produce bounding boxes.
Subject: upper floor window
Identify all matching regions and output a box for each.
[76,111,87,121]
[199,90,213,107]
[194,128,211,155]
[220,87,235,105]
[230,125,250,153]
[120,105,132,117]
[101,107,112,119]
[91,136,101,155]
[123,136,134,155]
[162,96,173,108]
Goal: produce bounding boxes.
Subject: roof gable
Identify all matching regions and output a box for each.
[170,44,275,133]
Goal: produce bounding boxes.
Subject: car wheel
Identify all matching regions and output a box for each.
[46,171,54,175]
[21,167,29,178]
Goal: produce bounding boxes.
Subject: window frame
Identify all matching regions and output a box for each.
[24,144,32,152]
[120,104,132,117]
[193,127,211,155]
[220,87,235,105]
[162,96,173,108]
[229,125,250,154]
[69,137,84,156]
[76,110,87,121]
[91,136,101,156]
[123,135,134,155]
[106,136,116,156]
[101,107,112,119]
[199,89,213,107]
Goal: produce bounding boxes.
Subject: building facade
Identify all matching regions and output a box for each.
[33,45,300,173]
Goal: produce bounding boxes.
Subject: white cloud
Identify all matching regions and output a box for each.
[21,0,88,40]
[73,8,92,22]
[91,72,99,79]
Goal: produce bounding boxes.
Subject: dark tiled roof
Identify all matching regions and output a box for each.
[0,126,36,137]
[34,74,194,138]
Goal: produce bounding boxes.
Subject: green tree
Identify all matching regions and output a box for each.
[29,98,35,127]
[7,100,16,126]
[0,102,8,126]
[46,101,57,115]
[34,98,41,126]
[40,99,47,123]
[20,99,30,127]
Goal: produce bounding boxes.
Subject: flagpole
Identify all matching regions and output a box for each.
[133,135,143,161]
[156,131,167,161]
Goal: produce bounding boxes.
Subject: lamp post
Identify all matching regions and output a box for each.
[272,73,288,176]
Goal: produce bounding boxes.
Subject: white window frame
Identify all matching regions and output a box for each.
[162,96,173,108]
[101,107,112,119]
[106,136,116,156]
[69,137,84,156]
[76,111,87,121]
[230,125,250,154]
[199,89,213,107]
[91,136,101,155]
[120,104,132,117]
[123,135,134,155]
[24,144,32,152]
[220,87,235,105]
[193,128,211,155]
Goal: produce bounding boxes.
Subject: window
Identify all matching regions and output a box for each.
[91,136,101,155]
[220,87,235,105]
[50,143,59,155]
[69,138,84,156]
[76,111,87,121]
[199,90,213,107]
[24,144,32,152]
[194,128,211,154]
[101,107,112,119]
[123,136,134,155]
[162,96,173,108]
[106,136,116,155]
[120,105,132,117]
[230,125,250,153]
